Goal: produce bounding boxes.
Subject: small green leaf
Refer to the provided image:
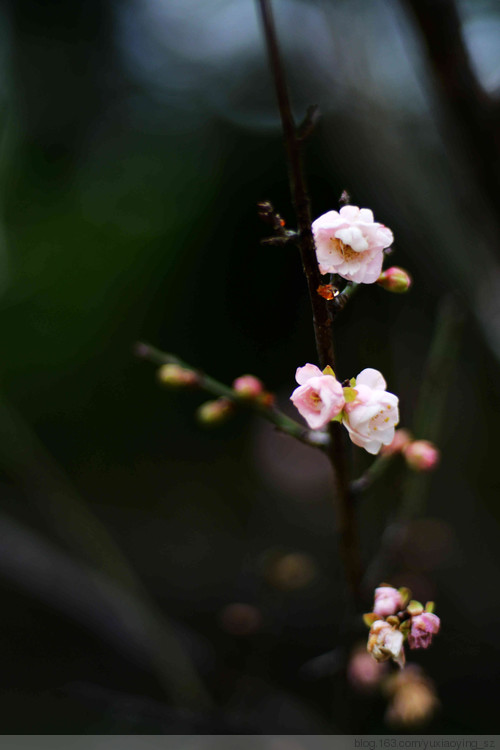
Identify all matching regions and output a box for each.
[323,365,335,377]
[424,601,435,613]
[407,600,424,616]
[363,612,378,628]
[349,377,356,387]
[331,412,343,423]
[398,587,412,608]
[399,619,411,633]
[343,387,358,403]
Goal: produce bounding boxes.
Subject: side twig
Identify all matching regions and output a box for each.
[134,342,329,451]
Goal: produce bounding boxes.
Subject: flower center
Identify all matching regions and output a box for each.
[330,237,364,263]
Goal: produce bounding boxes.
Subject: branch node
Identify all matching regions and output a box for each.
[297,104,321,142]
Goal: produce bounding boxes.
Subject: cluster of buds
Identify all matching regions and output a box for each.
[157,364,275,426]
[291,364,399,455]
[364,584,440,668]
[381,429,440,472]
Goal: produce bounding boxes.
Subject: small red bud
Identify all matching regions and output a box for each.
[377,267,412,293]
[404,440,440,472]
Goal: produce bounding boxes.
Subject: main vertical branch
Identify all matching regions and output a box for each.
[257,0,362,602]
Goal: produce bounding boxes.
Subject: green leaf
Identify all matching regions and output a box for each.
[398,587,412,609]
[349,377,356,387]
[343,387,357,403]
[322,365,335,377]
[331,412,343,423]
[407,600,424,616]
[363,612,378,628]
[424,601,435,613]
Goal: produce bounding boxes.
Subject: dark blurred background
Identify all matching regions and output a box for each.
[0,0,498,734]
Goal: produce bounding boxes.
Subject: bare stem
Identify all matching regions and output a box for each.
[257,0,361,602]
[134,342,329,452]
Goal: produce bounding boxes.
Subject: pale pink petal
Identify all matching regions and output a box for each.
[295,363,323,385]
[339,205,360,221]
[356,368,387,391]
[335,226,369,252]
[357,208,374,223]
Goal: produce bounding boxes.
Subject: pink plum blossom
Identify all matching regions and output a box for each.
[408,612,441,650]
[343,368,399,455]
[290,364,345,430]
[312,205,394,284]
[367,620,405,668]
[373,586,403,617]
[404,440,440,472]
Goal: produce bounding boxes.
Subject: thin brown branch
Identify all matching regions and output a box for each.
[257,0,362,603]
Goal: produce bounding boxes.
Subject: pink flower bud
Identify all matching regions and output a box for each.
[290,364,345,430]
[347,644,387,692]
[157,363,199,387]
[197,398,233,425]
[404,440,440,472]
[232,374,264,399]
[373,585,403,617]
[408,612,440,650]
[380,428,412,456]
[377,266,412,293]
[367,620,405,667]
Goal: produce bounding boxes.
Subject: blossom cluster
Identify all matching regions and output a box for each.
[364,584,440,669]
[291,364,399,455]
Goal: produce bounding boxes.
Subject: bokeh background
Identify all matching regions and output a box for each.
[0,0,499,734]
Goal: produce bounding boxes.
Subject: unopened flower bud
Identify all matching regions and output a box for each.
[233,374,264,399]
[347,644,387,692]
[404,440,440,472]
[197,398,233,425]
[377,267,412,293]
[373,585,403,617]
[408,612,441,650]
[157,363,199,387]
[367,620,405,668]
[380,428,412,456]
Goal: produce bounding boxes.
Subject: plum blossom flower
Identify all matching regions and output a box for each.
[343,368,399,455]
[312,205,394,283]
[290,364,345,430]
[408,612,441,650]
[373,586,403,617]
[367,620,405,668]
